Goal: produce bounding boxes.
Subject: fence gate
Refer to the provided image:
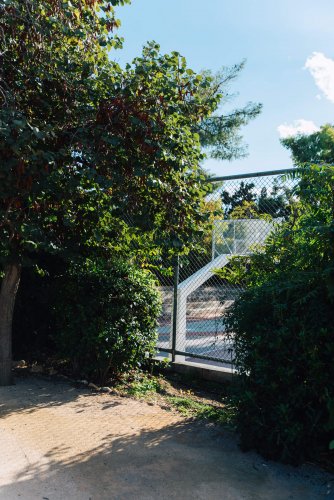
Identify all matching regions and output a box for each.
[156,168,297,369]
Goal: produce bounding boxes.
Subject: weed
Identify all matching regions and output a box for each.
[120,373,162,397]
[167,396,235,427]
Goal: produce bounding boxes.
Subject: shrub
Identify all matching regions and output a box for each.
[53,259,161,382]
[227,278,334,464]
[222,166,334,464]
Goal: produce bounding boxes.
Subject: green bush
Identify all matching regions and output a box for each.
[223,166,334,464]
[54,259,161,382]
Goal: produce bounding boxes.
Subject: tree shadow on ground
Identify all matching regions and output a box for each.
[158,369,231,405]
[0,375,332,500]
[0,372,124,420]
[1,422,332,500]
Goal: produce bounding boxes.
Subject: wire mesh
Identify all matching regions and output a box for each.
[212,218,277,257]
[160,169,297,367]
[155,271,174,358]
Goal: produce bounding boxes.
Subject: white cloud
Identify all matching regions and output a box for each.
[304,52,334,103]
[277,119,319,139]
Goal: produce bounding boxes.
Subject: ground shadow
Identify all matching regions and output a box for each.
[1,421,332,500]
[0,376,332,499]
[0,372,121,419]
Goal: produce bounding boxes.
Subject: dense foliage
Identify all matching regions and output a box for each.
[219,166,334,464]
[13,256,161,383]
[221,180,291,219]
[0,1,260,268]
[282,124,334,166]
[0,0,221,268]
[54,259,161,382]
[0,0,217,383]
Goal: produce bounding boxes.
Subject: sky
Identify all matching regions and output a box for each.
[113,0,334,177]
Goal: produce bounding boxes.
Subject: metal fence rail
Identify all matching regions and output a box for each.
[156,168,297,368]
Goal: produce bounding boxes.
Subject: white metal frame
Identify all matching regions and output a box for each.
[173,254,230,361]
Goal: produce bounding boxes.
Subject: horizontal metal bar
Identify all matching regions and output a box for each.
[174,350,234,365]
[156,347,233,365]
[207,168,296,183]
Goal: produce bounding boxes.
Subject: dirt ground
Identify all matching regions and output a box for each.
[0,375,333,500]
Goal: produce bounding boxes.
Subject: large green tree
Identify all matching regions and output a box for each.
[0,0,262,385]
[0,0,230,385]
[0,0,131,385]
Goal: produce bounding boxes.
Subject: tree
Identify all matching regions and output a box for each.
[221,181,256,215]
[198,62,262,161]
[0,0,132,384]
[257,181,291,219]
[0,1,224,384]
[281,124,334,166]
[221,179,290,219]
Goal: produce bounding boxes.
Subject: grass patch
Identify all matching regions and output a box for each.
[167,395,235,427]
[115,372,162,398]
[126,376,161,396]
[115,370,236,428]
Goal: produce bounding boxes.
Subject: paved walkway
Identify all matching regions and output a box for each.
[0,376,333,499]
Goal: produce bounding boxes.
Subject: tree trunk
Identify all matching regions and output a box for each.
[0,261,21,386]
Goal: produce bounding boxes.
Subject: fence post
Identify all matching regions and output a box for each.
[171,255,179,362]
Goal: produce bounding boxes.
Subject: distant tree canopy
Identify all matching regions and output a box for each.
[222,181,256,214]
[281,124,334,166]
[221,180,290,219]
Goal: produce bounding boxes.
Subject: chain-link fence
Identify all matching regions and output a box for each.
[156,168,298,368]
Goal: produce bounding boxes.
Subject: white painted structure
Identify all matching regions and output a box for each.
[172,218,277,361]
[174,254,230,361]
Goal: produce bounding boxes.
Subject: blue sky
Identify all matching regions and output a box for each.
[114,0,334,177]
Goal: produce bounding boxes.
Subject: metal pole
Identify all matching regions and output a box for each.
[171,255,179,363]
[206,167,296,183]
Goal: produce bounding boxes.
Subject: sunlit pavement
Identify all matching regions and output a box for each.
[0,376,332,499]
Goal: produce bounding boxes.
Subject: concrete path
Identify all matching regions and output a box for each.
[0,376,333,499]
